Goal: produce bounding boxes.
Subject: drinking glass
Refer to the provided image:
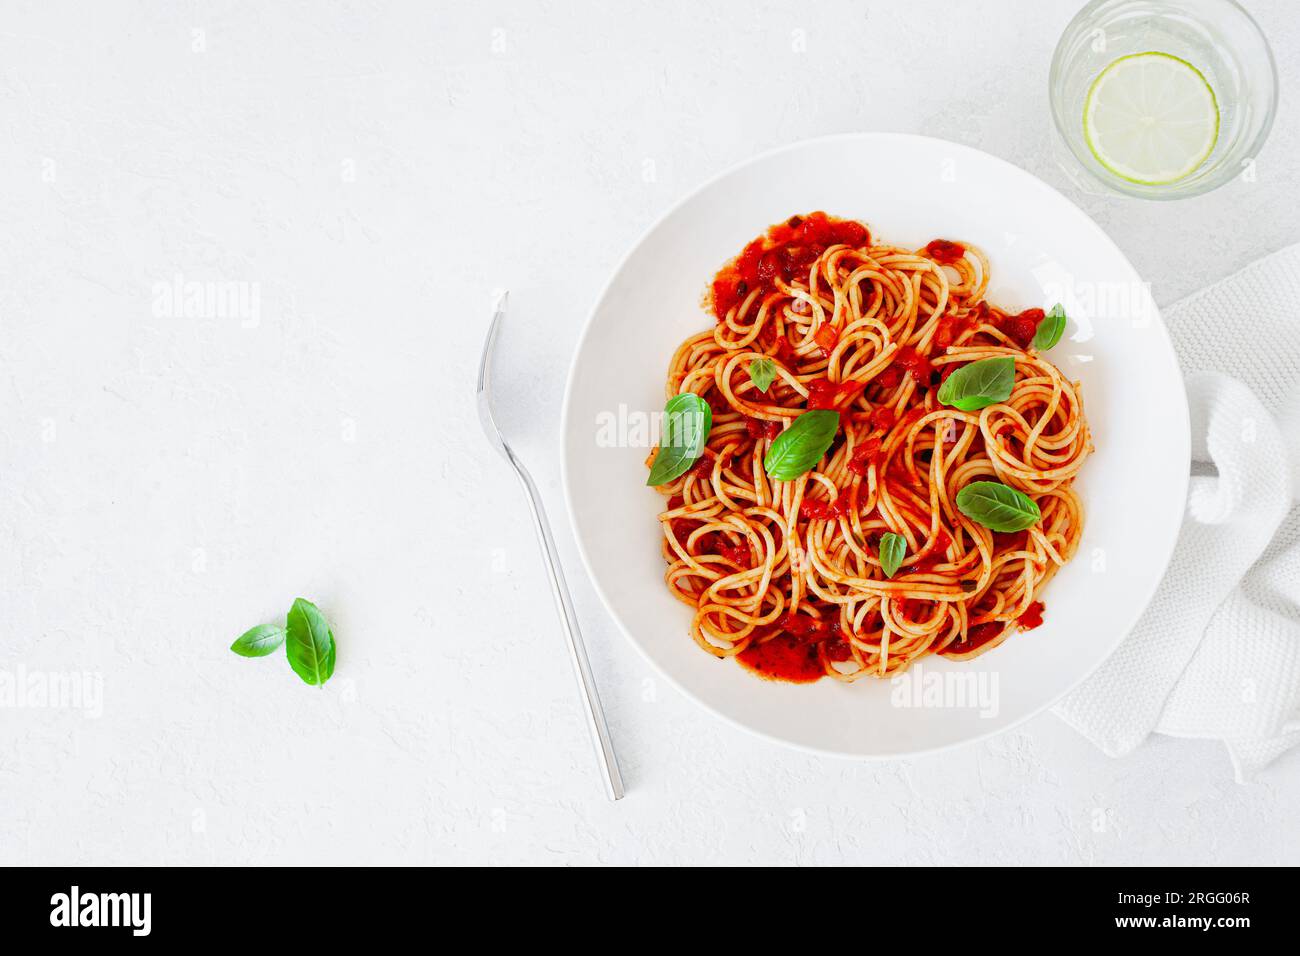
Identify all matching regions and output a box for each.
[1049,0,1277,199]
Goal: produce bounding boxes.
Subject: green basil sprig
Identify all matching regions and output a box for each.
[878,532,906,578]
[937,356,1015,411]
[1033,303,1067,351]
[764,410,839,480]
[647,393,712,486]
[286,598,337,686]
[231,597,337,687]
[748,357,776,393]
[955,481,1041,532]
[230,623,286,657]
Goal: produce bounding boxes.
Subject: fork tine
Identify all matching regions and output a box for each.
[477,289,510,400]
[476,290,511,455]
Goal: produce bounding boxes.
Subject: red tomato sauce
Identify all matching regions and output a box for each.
[799,497,844,520]
[944,621,1007,655]
[935,313,975,349]
[736,634,825,683]
[892,346,934,387]
[847,434,883,476]
[926,239,967,264]
[992,307,1042,348]
[902,527,953,574]
[735,614,858,682]
[1017,601,1045,630]
[814,324,839,356]
[805,376,867,411]
[711,212,872,321]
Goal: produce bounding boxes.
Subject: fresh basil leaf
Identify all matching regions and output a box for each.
[955,480,1041,532]
[764,410,839,481]
[285,598,336,686]
[1033,303,1067,351]
[230,623,286,658]
[748,357,776,393]
[936,356,1015,411]
[646,393,712,486]
[878,532,906,578]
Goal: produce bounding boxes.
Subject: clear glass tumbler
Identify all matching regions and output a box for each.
[1049,0,1278,199]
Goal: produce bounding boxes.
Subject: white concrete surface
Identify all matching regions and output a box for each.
[1,0,1297,865]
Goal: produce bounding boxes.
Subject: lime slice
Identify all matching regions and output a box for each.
[1083,52,1219,185]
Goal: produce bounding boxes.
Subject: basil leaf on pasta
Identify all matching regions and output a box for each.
[956,480,1041,532]
[646,392,712,486]
[878,532,906,578]
[748,357,776,393]
[764,410,839,481]
[936,356,1015,411]
[1033,303,1067,351]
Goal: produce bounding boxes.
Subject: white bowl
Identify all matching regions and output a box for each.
[562,133,1188,757]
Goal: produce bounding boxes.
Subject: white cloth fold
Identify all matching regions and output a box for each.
[1054,244,1300,782]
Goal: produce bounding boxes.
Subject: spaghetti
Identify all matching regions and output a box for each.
[649,212,1092,683]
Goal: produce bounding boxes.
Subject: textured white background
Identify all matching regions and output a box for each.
[2,0,1298,865]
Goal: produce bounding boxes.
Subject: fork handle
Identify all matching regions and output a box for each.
[508,451,625,801]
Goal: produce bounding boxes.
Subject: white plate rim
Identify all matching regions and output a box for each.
[560,132,1190,759]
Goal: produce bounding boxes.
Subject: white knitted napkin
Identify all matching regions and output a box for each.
[1054,243,1300,782]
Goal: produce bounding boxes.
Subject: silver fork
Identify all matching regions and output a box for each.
[476,291,625,801]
